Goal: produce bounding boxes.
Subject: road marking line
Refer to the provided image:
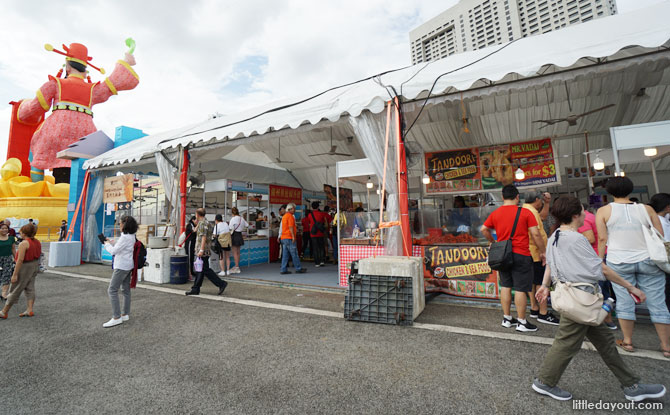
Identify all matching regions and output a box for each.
[47,270,670,362]
[48,270,342,319]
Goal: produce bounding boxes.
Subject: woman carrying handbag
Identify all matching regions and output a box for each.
[531,196,665,402]
[595,177,670,356]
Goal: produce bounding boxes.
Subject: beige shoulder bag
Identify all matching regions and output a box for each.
[549,231,608,326]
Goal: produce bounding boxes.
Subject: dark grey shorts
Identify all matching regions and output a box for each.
[533,261,546,286]
[498,253,533,292]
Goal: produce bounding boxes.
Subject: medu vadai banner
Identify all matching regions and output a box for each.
[424,138,560,194]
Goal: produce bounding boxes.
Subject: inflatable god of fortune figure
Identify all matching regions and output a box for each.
[16,41,139,183]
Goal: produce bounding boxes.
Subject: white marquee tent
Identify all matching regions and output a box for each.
[84,3,670,196]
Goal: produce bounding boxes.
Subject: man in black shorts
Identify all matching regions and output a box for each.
[523,191,559,325]
[481,185,547,333]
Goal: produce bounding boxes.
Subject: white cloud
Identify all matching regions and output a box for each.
[0,0,653,163]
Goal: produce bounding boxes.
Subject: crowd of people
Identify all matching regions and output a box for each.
[178,200,341,285]
[275,200,340,273]
[2,176,668,403]
[481,178,669,402]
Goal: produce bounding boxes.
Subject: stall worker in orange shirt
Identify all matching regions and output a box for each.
[280,204,306,275]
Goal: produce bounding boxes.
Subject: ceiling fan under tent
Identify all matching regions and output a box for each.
[532,81,615,128]
[309,127,352,157]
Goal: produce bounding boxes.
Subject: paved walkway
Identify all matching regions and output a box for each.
[51,263,667,353]
[1,271,668,414]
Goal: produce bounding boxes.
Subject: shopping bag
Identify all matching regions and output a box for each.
[638,204,670,273]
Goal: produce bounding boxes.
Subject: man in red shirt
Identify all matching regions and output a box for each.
[481,185,546,332]
[307,201,328,267]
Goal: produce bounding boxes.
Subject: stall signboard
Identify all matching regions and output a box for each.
[509,138,560,187]
[103,174,134,203]
[566,165,613,179]
[422,245,499,298]
[269,185,302,205]
[324,184,353,211]
[425,148,481,194]
[425,138,560,194]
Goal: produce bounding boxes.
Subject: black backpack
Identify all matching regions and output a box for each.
[310,212,326,236]
[134,237,147,269]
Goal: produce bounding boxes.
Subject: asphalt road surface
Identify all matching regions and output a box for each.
[1,272,667,414]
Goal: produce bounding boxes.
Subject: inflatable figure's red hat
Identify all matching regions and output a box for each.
[44,43,105,74]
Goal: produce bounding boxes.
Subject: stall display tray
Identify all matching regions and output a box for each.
[341,238,378,246]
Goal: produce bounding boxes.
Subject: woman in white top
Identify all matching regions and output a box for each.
[102,215,137,328]
[228,207,248,274]
[213,214,231,276]
[649,193,670,323]
[596,178,669,357]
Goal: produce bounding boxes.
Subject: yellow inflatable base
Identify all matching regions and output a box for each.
[0,197,68,241]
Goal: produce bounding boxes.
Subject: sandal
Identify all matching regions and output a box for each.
[616,339,635,352]
[19,311,34,317]
[662,349,670,359]
[0,311,6,319]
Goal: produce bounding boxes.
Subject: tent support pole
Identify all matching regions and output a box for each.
[179,147,189,235]
[651,159,660,194]
[336,163,341,280]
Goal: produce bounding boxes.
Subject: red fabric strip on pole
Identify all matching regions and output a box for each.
[395,97,411,257]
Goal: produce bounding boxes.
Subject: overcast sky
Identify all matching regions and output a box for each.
[0,0,665,162]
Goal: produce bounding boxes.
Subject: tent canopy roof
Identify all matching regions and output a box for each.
[84,3,670,190]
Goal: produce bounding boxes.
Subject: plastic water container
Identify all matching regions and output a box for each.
[602,297,615,313]
[170,255,189,284]
[194,257,203,273]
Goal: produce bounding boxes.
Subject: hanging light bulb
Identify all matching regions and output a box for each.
[593,155,605,171]
[514,167,525,181]
[615,170,625,177]
[422,174,430,184]
[116,171,124,176]
[366,176,374,189]
[376,189,381,195]
[644,147,657,157]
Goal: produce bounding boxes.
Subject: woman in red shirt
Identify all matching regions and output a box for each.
[0,223,42,319]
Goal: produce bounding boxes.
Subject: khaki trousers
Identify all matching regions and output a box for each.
[6,260,39,306]
[538,315,640,388]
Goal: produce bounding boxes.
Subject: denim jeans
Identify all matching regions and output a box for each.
[281,239,302,272]
[608,258,670,324]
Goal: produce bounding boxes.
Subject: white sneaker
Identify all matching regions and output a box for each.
[232,267,241,274]
[121,315,130,322]
[218,271,227,277]
[103,318,123,328]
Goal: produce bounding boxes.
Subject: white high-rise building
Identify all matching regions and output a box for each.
[410,0,617,64]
